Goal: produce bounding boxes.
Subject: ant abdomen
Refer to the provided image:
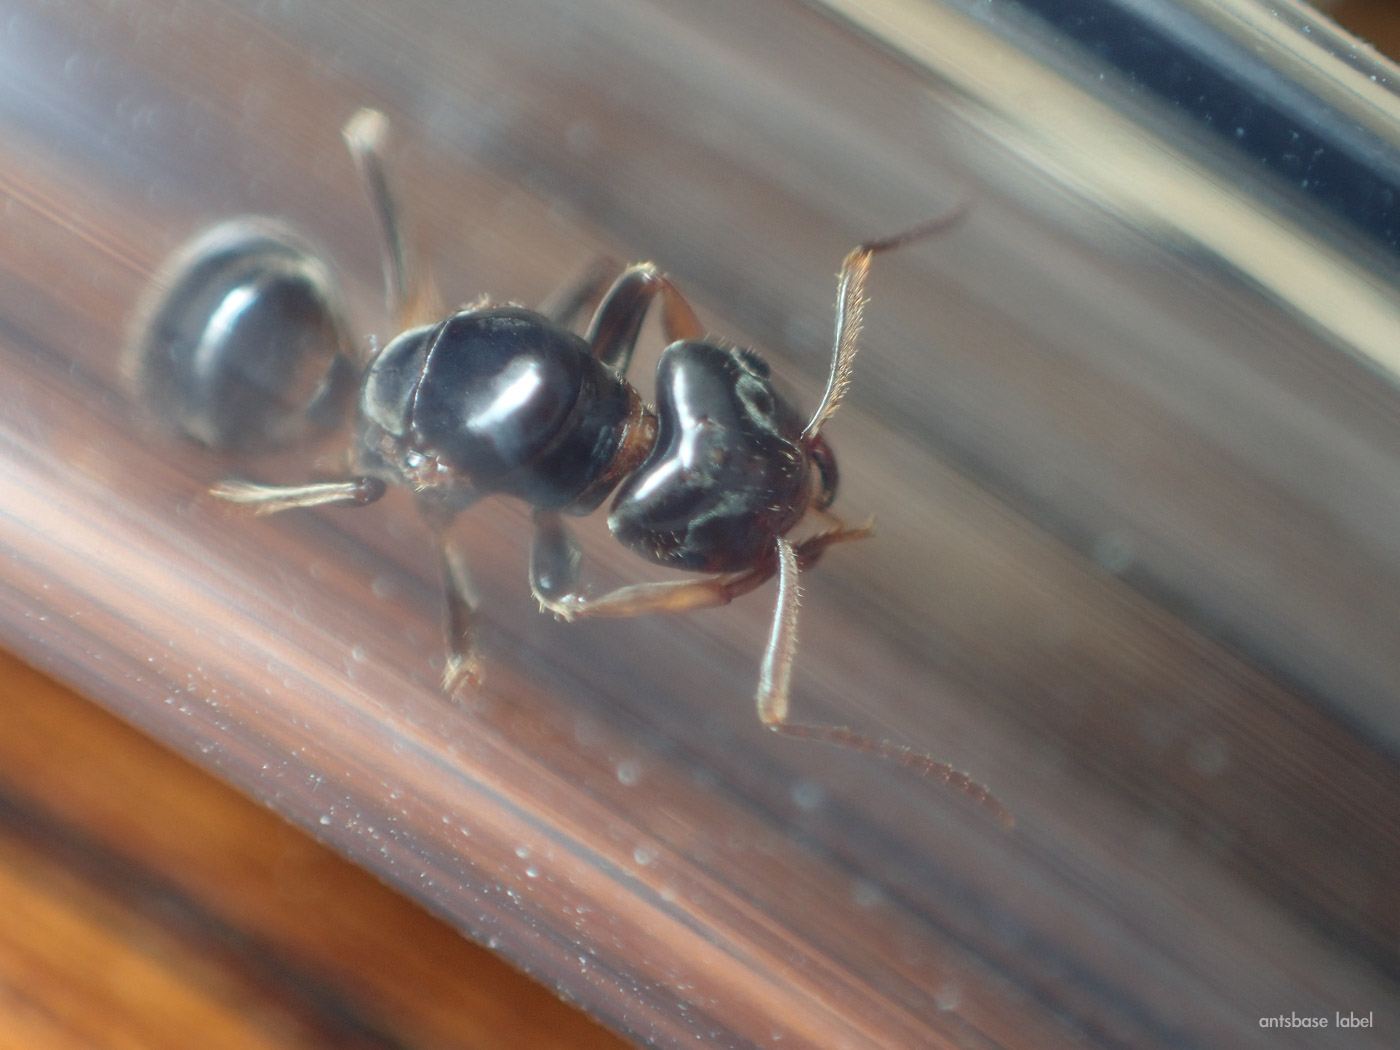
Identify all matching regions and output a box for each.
[126,218,356,452]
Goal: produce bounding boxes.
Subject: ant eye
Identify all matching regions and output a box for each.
[733,347,770,378]
[737,375,775,421]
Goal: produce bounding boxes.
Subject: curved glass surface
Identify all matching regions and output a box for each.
[0,1,1395,1047]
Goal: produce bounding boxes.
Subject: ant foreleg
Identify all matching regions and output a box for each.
[530,512,773,622]
[758,537,1013,828]
[528,509,585,612]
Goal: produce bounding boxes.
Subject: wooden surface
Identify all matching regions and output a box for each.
[0,646,628,1049]
[0,1,1398,1049]
[1334,0,1400,57]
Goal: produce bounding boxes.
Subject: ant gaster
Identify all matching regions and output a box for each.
[209,109,1009,827]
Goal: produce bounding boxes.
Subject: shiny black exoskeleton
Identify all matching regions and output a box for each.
[359,306,641,515]
[125,219,356,451]
[611,340,822,573]
[355,302,828,573]
[195,108,1008,825]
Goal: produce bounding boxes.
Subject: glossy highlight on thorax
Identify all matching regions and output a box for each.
[358,305,636,512]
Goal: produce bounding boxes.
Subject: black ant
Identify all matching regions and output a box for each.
[149,109,1007,826]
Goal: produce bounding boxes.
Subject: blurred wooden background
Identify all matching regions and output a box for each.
[0,647,627,1049]
[2,0,1400,1048]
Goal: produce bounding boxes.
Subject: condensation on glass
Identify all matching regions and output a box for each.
[0,0,1395,1047]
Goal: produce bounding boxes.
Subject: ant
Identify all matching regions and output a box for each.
[181,109,1009,827]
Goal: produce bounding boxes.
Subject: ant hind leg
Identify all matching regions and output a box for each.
[528,510,772,620]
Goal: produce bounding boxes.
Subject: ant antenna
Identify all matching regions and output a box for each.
[804,205,968,442]
[760,536,1012,828]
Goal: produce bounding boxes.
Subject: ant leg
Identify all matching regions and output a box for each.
[585,264,706,374]
[531,517,870,622]
[537,554,774,621]
[407,500,483,693]
[758,538,1014,828]
[210,476,386,514]
[529,510,585,611]
[211,113,423,513]
[530,508,777,622]
[440,534,483,692]
[802,206,967,442]
[342,108,443,332]
[536,258,618,330]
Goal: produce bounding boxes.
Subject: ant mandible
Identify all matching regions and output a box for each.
[210,109,1009,827]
